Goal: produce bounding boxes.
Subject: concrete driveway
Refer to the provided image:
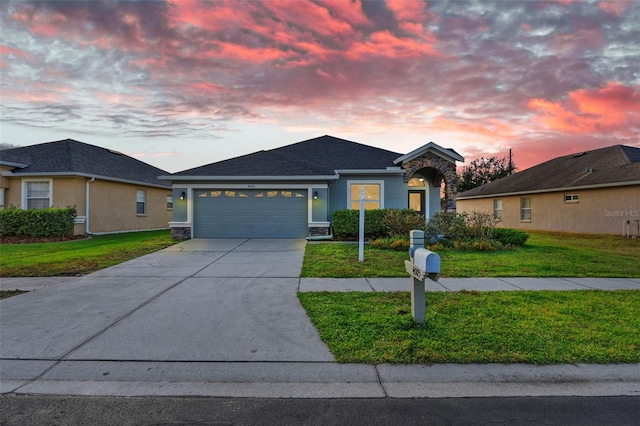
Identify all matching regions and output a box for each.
[0,239,333,363]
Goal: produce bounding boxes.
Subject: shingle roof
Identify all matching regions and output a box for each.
[1,139,170,187]
[173,135,403,176]
[458,145,640,198]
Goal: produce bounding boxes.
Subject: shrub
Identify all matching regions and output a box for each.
[424,212,468,243]
[372,235,410,251]
[332,209,386,239]
[493,228,529,247]
[0,206,77,237]
[466,210,498,240]
[383,209,425,237]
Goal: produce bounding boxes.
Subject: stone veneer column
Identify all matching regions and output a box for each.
[401,152,458,213]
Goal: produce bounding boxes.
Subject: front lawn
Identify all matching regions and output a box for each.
[299,290,640,364]
[301,231,640,278]
[0,230,178,277]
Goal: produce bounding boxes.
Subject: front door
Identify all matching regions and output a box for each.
[408,191,425,215]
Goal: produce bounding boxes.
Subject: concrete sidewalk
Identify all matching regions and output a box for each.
[4,276,640,292]
[1,239,639,399]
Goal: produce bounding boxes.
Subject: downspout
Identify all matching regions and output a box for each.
[85,177,95,235]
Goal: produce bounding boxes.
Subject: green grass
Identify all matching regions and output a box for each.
[0,230,178,277]
[298,290,640,364]
[0,290,26,299]
[301,231,640,278]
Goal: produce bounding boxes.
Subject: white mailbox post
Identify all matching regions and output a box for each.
[405,230,441,323]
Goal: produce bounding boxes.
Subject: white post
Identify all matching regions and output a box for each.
[359,186,365,262]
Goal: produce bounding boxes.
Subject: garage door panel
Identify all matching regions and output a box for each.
[193,189,308,238]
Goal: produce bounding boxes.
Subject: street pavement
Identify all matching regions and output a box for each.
[1,238,639,399]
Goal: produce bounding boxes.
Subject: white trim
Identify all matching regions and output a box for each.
[169,221,191,227]
[162,175,338,181]
[0,160,28,169]
[4,171,170,189]
[174,183,328,190]
[347,180,385,209]
[335,169,405,175]
[308,221,330,227]
[74,216,87,224]
[21,178,53,209]
[394,142,464,164]
[457,180,640,200]
[0,188,4,209]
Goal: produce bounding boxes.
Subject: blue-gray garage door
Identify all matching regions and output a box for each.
[193,189,308,238]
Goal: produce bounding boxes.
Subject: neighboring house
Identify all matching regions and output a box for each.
[0,139,173,235]
[457,145,640,235]
[163,135,464,239]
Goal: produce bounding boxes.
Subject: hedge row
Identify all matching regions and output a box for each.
[0,207,77,237]
[331,209,424,240]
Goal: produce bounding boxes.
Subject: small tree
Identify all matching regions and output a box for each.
[457,155,516,193]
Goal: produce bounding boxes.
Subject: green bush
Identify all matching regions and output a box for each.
[331,209,386,239]
[424,212,468,243]
[383,209,425,237]
[0,206,77,237]
[332,209,426,240]
[493,228,529,247]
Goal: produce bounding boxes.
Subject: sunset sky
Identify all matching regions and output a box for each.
[1,0,638,173]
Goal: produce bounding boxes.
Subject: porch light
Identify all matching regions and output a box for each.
[313,191,318,200]
[180,191,186,200]
[419,177,424,182]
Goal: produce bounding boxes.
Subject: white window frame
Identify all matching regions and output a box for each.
[347,180,384,210]
[521,197,531,221]
[564,194,579,203]
[166,195,173,210]
[493,199,503,220]
[22,179,53,210]
[136,190,147,215]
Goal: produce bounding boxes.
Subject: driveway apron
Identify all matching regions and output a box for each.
[0,239,334,364]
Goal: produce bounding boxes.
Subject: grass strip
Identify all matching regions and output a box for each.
[298,290,640,365]
[0,230,178,277]
[301,231,640,278]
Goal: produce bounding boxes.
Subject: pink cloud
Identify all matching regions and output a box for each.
[598,1,630,16]
[528,82,640,134]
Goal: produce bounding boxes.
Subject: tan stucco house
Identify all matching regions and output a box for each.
[457,145,640,236]
[0,139,172,235]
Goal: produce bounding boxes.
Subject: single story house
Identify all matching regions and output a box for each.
[456,144,640,235]
[163,135,464,239]
[1,139,173,235]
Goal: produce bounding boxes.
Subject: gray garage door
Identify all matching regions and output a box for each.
[193,189,308,238]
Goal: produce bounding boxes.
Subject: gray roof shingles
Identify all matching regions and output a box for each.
[1,139,170,187]
[173,135,403,176]
[458,145,640,198]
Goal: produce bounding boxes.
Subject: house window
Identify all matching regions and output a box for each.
[521,197,531,221]
[349,182,382,210]
[564,194,579,203]
[136,190,146,215]
[24,180,52,209]
[166,195,173,210]
[494,199,503,220]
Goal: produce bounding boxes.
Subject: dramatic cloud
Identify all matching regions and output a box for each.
[0,0,638,172]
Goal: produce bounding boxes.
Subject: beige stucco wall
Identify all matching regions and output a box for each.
[87,179,172,234]
[457,185,640,235]
[0,174,172,235]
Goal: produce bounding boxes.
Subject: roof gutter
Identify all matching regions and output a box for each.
[1,171,170,189]
[160,175,340,181]
[457,180,640,200]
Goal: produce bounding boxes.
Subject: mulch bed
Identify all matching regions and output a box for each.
[0,235,89,244]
